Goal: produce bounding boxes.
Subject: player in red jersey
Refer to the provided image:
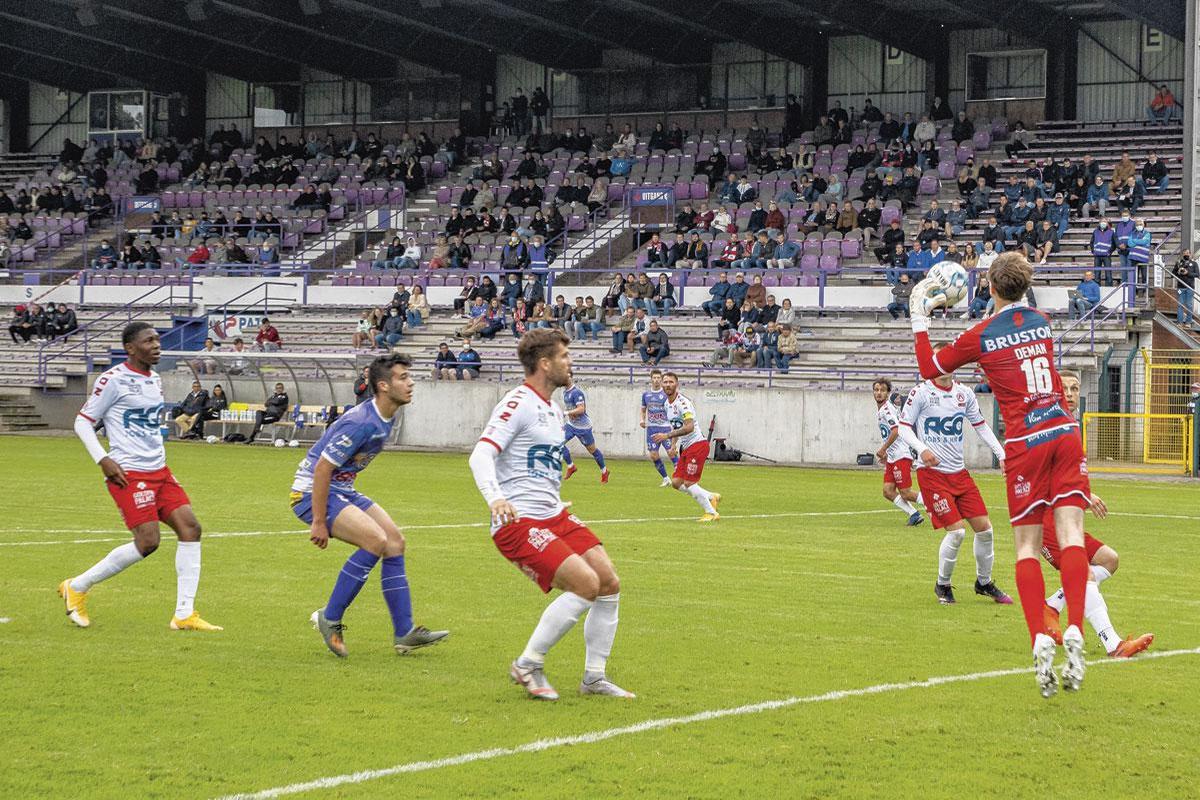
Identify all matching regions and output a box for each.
[1040,372,1153,658]
[910,253,1090,697]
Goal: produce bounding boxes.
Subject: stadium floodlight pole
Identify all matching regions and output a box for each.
[1184,0,1198,254]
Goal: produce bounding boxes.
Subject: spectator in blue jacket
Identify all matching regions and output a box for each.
[1003,175,1023,204]
[1127,218,1153,284]
[1019,176,1047,203]
[1083,175,1109,220]
[433,342,458,380]
[768,232,800,269]
[1071,271,1101,319]
[1114,211,1137,270]
[1049,192,1071,236]
[702,272,731,317]
[726,272,750,306]
[455,342,482,380]
[905,246,929,281]
[1004,197,1032,240]
[500,272,522,310]
[1089,218,1117,285]
[609,150,635,176]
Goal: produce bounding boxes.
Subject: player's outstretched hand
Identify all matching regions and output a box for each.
[490,499,519,527]
[920,449,939,468]
[997,458,1006,475]
[309,521,330,549]
[1088,493,1108,519]
[875,447,887,462]
[651,432,670,444]
[909,277,947,318]
[99,456,128,488]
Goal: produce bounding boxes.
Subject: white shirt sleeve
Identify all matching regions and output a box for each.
[966,391,1005,459]
[478,391,528,453]
[469,440,504,505]
[897,389,929,456]
[76,372,119,463]
[73,415,109,463]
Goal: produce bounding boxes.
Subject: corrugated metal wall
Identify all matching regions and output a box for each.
[27,82,88,155]
[1076,21,1183,121]
[827,35,926,119]
[301,68,371,125]
[550,70,581,118]
[496,54,549,112]
[710,42,806,109]
[947,29,1036,112]
[205,72,252,137]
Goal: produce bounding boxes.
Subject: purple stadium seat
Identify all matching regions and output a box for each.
[691,179,708,200]
[918,175,939,195]
[821,240,841,257]
[938,160,957,179]
[972,131,992,150]
[841,239,861,259]
[800,254,819,271]
[819,255,840,272]
[803,238,822,257]
[955,145,974,165]
[762,274,779,287]
[729,153,746,171]
[674,181,690,200]
[780,274,798,287]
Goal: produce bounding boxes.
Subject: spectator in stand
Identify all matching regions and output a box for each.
[1111,151,1136,192]
[701,271,732,317]
[764,201,786,235]
[570,296,602,341]
[1147,84,1179,124]
[1049,192,1071,237]
[117,242,142,270]
[1128,218,1153,285]
[453,276,481,316]
[812,115,834,147]
[256,241,281,274]
[91,239,118,269]
[1070,271,1101,320]
[609,307,636,353]
[755,321,780,368]
[375,306,404,348]
[1173,250,1198,326]
[609,149,635,177]
[964,275,992,320]
[768,232,799,269]
[888,273,914,320]
[456,342,482,380]
[246,383,289,444]
[520,272,546,316]
[1114,175,1144,214]
[858,198,881,245]
[683,232,708,269]
[1083,174,1109,220]
[352,310,375,349]
[1140,151,1169,194]
[1115,209,1136,276]
[548,294,573,331]
[1016,220,1040,260]
[427,235,450,270]
[664,232,688,269]
[195,385,227,438]
[1088,217,1116,284]
[1033,219,1059,264]
[407,285,430,328]
[1004,121,1031,159]
[433,343,458,380]
[185,242,210,267]
[715,297,740,341]
[653,274,676,316]
[639,320,670,365]
[8,305,35,344]
[353,366,372,402]
[731,325,761,368]
[883,242,908,285]
[877,112,901,144]
[49,303,78,339]
[173,381,209,439]
[254,318,282,352]
[733,175,757,205]
[874,219,905,263]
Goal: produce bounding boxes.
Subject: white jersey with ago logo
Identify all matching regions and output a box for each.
[877,400,913,464]
[77,362,166,472]
[478,383,567,528]
[898,380,1001,473]
[665,392,703,449]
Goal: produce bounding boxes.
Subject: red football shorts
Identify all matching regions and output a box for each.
[1040,507,1105,570]
[1004,426,1091,524]
[884,458,913,489]
[106,467,191,530]
[916,468,988,529]
[674,441,710,483]
[492,508,602,593]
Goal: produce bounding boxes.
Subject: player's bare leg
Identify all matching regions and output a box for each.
[163,505,222,631]
[577,545,634,698]
[965,515,1011,604]
[59,519,161,628]
[669,476,720,521]
[511,554,600,701]
[1051,505,1090,690]
[1012,523,1061,696]
[884,483,923,526]
[1044,545,1151,657]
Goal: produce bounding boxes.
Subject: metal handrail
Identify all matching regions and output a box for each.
[1055,282,1131,366]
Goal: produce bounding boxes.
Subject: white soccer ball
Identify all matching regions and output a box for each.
[288,439,300,448]
[929,261,970,307]
[273,438,286,448]
[205,435,218,444]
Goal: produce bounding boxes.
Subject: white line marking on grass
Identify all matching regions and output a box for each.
[1108,512,1200,522]
[216,646,1200,800]
[0,509,892,547]
[0,617,11,623]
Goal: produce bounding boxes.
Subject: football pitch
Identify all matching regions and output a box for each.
[2,436,1198,799]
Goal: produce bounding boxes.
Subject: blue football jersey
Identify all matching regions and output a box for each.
[291,399,395,493]
[642,389,669,427]
[562,384,591,430]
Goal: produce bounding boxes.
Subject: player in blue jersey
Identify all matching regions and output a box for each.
[289,354,448,658]
[640,369,678,486]
[561,380,610,483]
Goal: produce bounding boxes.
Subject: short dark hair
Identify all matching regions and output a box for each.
[873,377,893,392]
[517,328,569,374]
[121,321,155,346]
[368,353,412,394]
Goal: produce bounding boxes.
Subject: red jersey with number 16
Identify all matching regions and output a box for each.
[917,303,1075,443]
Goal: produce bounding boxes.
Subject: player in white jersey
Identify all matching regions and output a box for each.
[872,378,924,526]
[897,365,1013,605]
[59,321,221,631]
[653,372,722,522]
[469,329,633,701]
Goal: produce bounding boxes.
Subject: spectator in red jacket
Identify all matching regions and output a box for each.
[186,243,210,265]
[255,318,282,351]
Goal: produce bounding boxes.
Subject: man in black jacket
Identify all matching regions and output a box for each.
[247,383,289,444]
[174,381,209,439]
[50,303,78,339]
[1173,250,1198,326]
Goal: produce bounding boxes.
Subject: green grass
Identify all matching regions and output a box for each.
[1,435,1198,799]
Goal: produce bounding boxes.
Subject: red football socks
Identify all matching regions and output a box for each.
[1014,558,1047,646]
[1058,545,1090,632]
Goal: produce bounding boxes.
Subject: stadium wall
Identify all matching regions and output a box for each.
[27,82,87,155]
[205,73,253,139]
[149,373,1000,469]
[826,36,926,121]
[1075,21,1184,122]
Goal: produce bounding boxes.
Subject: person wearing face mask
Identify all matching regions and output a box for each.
[374,307,405,349]
[1127,218,1153,287]
[1114,211,1136,276]
[1089,217,1117,285]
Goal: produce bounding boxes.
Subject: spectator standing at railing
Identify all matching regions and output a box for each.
[1127,220,1153,286]
[1173,251,1198,326]
[1147,85,1179,125]
[1070,271,1101,320]
[1114,210,1136,274]
[1089,217,1116,285]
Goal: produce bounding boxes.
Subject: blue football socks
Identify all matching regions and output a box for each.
[381,555,414,637]
[325,548,379,621]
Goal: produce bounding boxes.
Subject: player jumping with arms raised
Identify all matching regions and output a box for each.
[873,378,924,526]
[561,379,609,484]
[641,369,678,486]
[910,253,1091,697]
[469,329,632,700]
[1040,371,1153,658]
[292,354,448,657]
[654,372,721,522]
[897,360,1012,605]
[60,321,221,631]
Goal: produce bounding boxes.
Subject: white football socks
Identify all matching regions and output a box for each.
[937,529,965,585]
[1047,564,1111,612]
[1085,581,1120,654]
[680,483,716,514]
[70,542,144,593]
[892,495,917,515]
[973,528,994,584]
[583,593,620,680]
[174,541,202,620]
[519,591,592,667]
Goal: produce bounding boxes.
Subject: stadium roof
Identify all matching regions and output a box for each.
[0,0,1185,92]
